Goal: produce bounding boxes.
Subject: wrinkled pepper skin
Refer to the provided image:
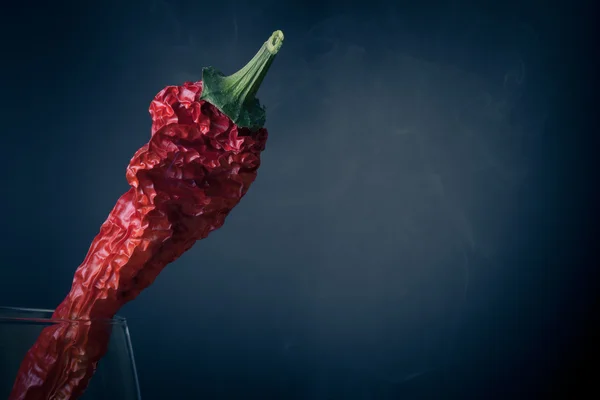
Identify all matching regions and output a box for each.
[9,81,268,400]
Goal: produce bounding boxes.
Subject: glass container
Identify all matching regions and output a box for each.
[0,306,141,399]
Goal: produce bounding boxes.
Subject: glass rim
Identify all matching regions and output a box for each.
[0,306,127,325]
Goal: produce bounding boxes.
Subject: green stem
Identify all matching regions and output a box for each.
[199,30,284,131]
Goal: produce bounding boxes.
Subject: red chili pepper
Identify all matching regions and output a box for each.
[10,30,284,400]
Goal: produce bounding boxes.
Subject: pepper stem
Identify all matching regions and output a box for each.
[199,30,284,131]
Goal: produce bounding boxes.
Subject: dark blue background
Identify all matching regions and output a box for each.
[1,0,596,398]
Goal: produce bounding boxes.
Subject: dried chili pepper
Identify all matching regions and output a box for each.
[10,30,284,400]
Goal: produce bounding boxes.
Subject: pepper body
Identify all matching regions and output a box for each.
[9,81,268,400]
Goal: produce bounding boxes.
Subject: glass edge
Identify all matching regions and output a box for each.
[0,306,127,325]
[123,323,143,399]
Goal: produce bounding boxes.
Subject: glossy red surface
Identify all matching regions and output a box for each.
[10,81,268,400]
